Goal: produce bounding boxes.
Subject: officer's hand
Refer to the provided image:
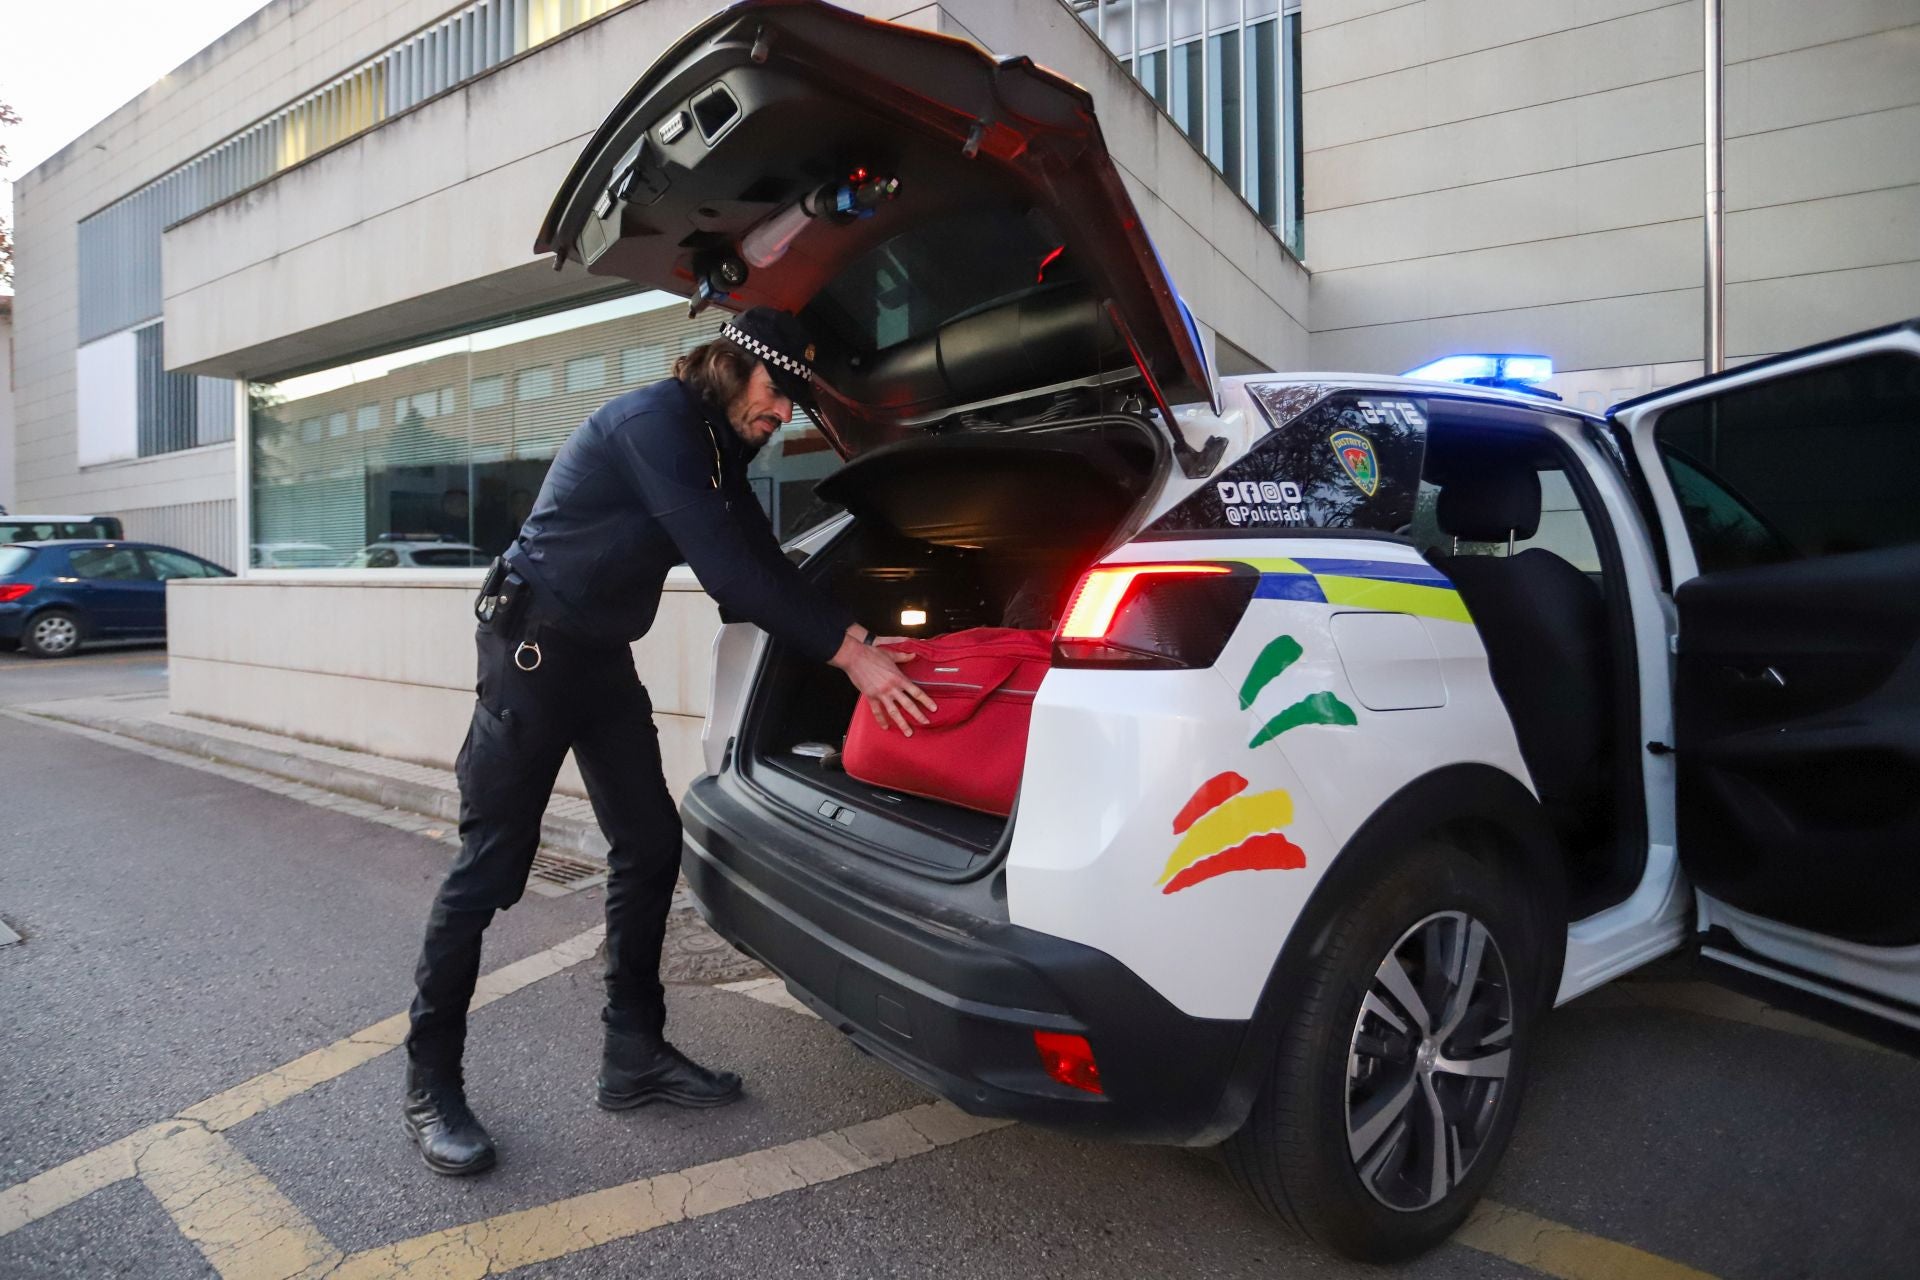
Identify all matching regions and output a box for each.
[832,634,936,736]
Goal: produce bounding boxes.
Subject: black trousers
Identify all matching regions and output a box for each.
[406,622,683,1071]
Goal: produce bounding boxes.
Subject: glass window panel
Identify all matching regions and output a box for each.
[301,417,323,443]
[1208,0,1241,30]
[1139,0,1167,45]
[146,549,215,580]
[471,376,506,409]
[1171,0,1202,39]
[1138,48,1169,107]
[1207,28,1243,189]
[1103,0,1134,57]
[516,368,554,400]
[1245,18,1280,226]
[250,290,848,569]
[565,354,607,393]
[1171,40,1205,144]
[621,344,669,384]
[1246,0,1277,15]
[328,412,348,438]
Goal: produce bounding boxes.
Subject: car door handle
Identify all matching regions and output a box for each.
[1720,664,1786,690]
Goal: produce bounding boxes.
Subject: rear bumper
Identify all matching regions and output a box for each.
[681,775,1249,1145]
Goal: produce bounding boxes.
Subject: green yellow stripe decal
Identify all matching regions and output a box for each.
[1312,575,1474,624]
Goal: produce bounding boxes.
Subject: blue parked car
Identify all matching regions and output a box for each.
[0,540,233,659]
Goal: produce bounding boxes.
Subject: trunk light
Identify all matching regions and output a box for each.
[1033,1030,1102,1094]
[899,608,927,628]
[1059,564,1228,641]
[0,584,33,604]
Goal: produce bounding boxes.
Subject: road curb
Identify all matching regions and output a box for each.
[14,706,611,862]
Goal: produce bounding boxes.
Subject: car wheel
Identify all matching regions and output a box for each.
[1223,837,1551,1263]
[22,609,83,659]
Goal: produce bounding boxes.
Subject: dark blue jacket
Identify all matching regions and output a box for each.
[507,378,853,663]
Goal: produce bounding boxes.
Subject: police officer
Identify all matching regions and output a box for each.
[402,307,935,1176]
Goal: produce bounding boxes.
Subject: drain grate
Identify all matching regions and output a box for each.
[529,849,607,891]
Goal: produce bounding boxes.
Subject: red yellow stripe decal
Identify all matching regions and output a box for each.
[1158,781,1301,894]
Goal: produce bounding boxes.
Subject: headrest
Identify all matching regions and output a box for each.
[1436,460,1542,542]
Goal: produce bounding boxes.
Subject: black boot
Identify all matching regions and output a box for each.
[402,1063,497,1176]
[596,1029,743,1111]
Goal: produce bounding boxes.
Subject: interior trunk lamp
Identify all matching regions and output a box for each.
[741,170,901,269]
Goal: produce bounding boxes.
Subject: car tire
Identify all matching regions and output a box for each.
[22,609,84,659]
[1223,836,1552,1263]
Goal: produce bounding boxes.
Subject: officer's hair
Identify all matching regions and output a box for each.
[675,339,758,411]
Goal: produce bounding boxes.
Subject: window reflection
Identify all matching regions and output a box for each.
[248,293,844,570]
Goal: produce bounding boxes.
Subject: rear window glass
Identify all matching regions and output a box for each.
[0,519,119,543]
[409,547,490,568]
[1148,388,1429,537]
[804,207,1080,353]
[0,547,31,576]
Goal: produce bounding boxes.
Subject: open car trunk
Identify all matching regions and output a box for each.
[736,416,1164,876]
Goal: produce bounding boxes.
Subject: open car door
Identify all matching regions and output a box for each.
[1612,320,1920,1033]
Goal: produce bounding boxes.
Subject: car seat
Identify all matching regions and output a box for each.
[1434,460,1614,856]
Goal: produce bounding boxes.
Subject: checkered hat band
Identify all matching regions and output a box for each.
[721,325,814,382]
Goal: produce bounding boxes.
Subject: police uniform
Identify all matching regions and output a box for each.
[402,310,851,1175]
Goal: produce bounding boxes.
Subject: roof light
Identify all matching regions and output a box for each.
[1033,1030,1102,1094]
[1403,353,1554,385]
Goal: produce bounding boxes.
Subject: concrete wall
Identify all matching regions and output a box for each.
[1,303,14,511]
[161,0,1309,380]
[1302,0,1920,377]
[9,0,470,560]
[169,567,720,800]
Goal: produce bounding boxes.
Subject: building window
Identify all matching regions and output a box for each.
[515,368,554,401]
[248,292,844,571]
[1087,0,1302,251]
[565,354,607,393]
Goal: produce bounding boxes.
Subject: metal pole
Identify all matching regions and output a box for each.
[1703,0,1725,373]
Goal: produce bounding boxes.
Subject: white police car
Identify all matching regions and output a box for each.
[540,0,1920,1260]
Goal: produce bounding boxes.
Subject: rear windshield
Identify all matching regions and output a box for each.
[803,207,1081,354]
[410,547,491,568]
[1,519,120,543]
[1147,387,1428,537]
[0,547,31,576]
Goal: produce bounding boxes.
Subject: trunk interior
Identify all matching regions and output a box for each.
[738,416,1165,877]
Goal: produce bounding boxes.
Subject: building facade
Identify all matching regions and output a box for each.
[4,0,1916,791]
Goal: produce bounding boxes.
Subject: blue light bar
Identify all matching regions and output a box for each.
[1404,353,1555,385]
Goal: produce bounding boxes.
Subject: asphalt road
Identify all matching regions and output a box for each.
[2,650,1915,1279]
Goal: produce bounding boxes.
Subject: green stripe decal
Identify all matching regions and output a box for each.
[1239,635,1304,709]
[1316,575,1473,625]
[1250,691,1359,749]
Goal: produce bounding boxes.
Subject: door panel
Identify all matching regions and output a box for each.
[64,546,152,636]
[1673,546,1920,944]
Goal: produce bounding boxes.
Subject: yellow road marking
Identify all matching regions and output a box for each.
[0,925,606,1237]
[330,1102,1008,1280]
[1575,980,1901,1058]
[136,1121,342,1280]
[1457,1199,1719,1280]
[0,1123,171,1236]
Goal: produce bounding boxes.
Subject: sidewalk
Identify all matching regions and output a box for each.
[11,690,608,860]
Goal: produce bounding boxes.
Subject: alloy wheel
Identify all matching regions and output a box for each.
[1345,910,1514,1212]
[31,614,80,656]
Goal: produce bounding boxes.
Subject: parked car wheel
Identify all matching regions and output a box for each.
[1223,838,1550,1263]
[22,609,83,659]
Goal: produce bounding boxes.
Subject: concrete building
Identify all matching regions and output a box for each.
[1,296,14,511]
[6,0,1916,796]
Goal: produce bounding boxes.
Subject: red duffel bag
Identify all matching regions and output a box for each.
[842,627,1053,816]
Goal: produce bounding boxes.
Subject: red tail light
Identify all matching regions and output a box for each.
[1033,1030,1102,1094]
[0,584,33,604]
[1054,563,1256,670]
